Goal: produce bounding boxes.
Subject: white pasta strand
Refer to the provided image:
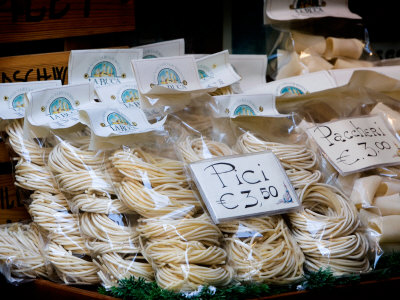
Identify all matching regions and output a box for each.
[70,193,130,214]
[144,240,227,266]
[5,119,51,166]
[111,149,187,187]
[236,132,317,170]
[79,212,138,244]
[221,216,304,284]
[155,263,233,291]
[288,183,370,275]
[138,214,222,247]
[46,242,100,285]
[14,158,58,193]
[177,136,236,163]
[0,223,49,280]
[116,179,199,218]
[95,252,154,288]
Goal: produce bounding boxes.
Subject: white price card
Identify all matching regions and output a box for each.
[307,115,400,176]
[189,151,300,224]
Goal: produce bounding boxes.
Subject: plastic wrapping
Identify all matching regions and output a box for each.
[0,222,50,284]
[265,1,378,80]
[103,127,232,291]
[173,114,305,284]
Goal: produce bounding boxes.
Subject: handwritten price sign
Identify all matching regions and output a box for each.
[307,115,400,175]
[189,151,300,224]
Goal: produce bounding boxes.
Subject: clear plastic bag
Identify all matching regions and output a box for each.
[104,127,232,291]
[172,112,305,284]
[0,222,51,284]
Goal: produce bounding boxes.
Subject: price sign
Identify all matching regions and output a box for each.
[189,151,300,224]
[307,115,400,175]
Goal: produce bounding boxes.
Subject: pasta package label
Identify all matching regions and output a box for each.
[0,81,61,120]
[307,115,400,176]
[132,56,211,95]
[196,50,241,89]
[95,81,141,109]
[81,106,166,137]
[189,151,300,224]
[27,83,92,129]
[229,54,268,93]
[248,71,336,96]
[266,0,361,21]
[68,49,143,86]
[212,94,285,118]
[132,38,185,58]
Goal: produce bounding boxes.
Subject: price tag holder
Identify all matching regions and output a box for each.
[307,115,400,176]
[189,151,300,224]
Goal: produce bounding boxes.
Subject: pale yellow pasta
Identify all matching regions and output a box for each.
[373,194,400,216]
[95,253,154,288]
[236,132,317,170]
[324,37,364,60]
[222,216,304,284]
[46,242,100,284]
[0,223,48,280]
[155,263,233,291]
[111,149,187,187]
[14,158,58,193]
[117,179,199,218]
[138,214,222,247]
[369,215,400,243]
[292,32,326,55]
[79,212,138,244]
[70,193,130,214]
[333,58,374,69]
[5,119,51,166]
[289,183,369,275]
[209,86,234,96]
[177,136,236,163]
[376,179,400,197]
[300,53,333,72]
[144,240,227,265]
[350,175,382,209]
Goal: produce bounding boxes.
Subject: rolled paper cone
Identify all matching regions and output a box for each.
[370,102,400,133]
[292,32,326,55]
[350,175,382,209]
[333,58,374,69]
[276,50,305,80]
[324,37,365,60]
[300,53,333,72]
[370,215,400,243]
[373,193,400,216]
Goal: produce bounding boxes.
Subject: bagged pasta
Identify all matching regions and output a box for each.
[0,222,51,284]
[170,100,306,285]
[81,102,233,291]
[275,83,400,270]
[209,91,372,276]
[265,0,378,80]
[22,83,102,285]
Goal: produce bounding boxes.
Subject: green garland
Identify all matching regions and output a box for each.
[99,252,400,300]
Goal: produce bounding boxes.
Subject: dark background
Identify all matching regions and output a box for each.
[0,0,399,59]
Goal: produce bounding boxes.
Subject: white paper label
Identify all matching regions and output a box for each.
[0,81,61,119]
[247,71,337,96]
[196,50,241,89]
[229,55,268,93]
[82,105,166,137]
[27,83,92,129]
[189,151,300,224]
[266,0,361,21]
[212,94,283,118]
[307,115,400,175]
[133,39,185,58]
[95,81,141,109]
[132,56,207,95]
[68,49,143,86]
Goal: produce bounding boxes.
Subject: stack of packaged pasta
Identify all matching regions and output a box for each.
[0,81,61,284]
